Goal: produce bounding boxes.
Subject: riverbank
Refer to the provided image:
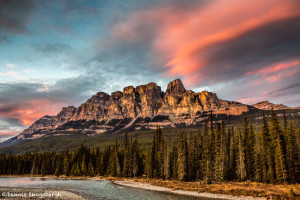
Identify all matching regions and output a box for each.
[113,180,261,200]
[0,175,299,199]
[112,178,299,200]
[0,187,85,199]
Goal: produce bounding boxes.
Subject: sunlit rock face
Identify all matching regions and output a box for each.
[7,79,253,144]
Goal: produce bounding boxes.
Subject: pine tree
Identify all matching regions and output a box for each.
[205,115,215,183]
[224,127,231,180]
[81,155,87,176]
[63,155,70,176]
[31,157,39,175]
[171,146,178,180]
[214,123,224,183]
[155,127,164,178]
[254,130,263,182]
[88,161,95,177]
[41,160,47,176]
[237,128,246,181]
[202,121,209,180]
[189,135,199,181]
[260,112,275,183]
[285,125,298,183]
[229,127,237,180]
[283,111,288,131]
[70,163,76,176]
[163,144,171,180]
[243,114,254,180]
[132,134,141,177]
[55,165,60,176]
[115,140,121,177]
[275,136,288,183]
[270,109,286,183]
[177,132,188,181]
[122,132,131,177]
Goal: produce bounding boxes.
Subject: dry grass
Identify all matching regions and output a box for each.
[124,178,300,200]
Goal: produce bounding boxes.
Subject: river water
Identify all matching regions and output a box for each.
[0,177,218,200]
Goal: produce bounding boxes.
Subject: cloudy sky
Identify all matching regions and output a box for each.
[1,0,300,141]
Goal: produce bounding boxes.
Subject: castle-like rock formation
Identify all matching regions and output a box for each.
[8,79,252,143]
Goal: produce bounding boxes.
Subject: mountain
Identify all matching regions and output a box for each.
[3,79,256,145]
[252,101,295,110]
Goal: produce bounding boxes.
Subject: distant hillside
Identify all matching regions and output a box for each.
[252,101,298,110]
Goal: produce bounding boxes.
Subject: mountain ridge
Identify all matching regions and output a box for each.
[252,101,298,110]
[0,79,265,145]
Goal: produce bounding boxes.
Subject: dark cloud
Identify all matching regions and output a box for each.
[0,117,24,142]
[0,74,106,106]
[264,79,300,98]
[193,15,300,85]
[32,43,72,55]
[0,35,10,43]
[0,0,35,34]
[0,74,109,132]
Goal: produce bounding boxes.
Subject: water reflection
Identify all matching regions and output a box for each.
[0,177,219,200]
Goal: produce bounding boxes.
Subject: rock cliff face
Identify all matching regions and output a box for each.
[5,79,254,144]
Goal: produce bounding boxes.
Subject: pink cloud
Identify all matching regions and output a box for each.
[110,0,300,87]
[0,99,62,126]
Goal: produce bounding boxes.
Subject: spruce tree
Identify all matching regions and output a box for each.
[202,121,209,179]
[214,123,224,183]
[163,144,171,180]
[224,127,231,180]
[189,135,199,181]
[122,132,131,177]
[275,136,288,183]
[171,146,178,180]
[237,128,246,181]
[88,161,95,177]
[115,140,121,177]
[132,134,141,177]
[63,155,70,176]
[229,127,237,180]
[205,114,215,183]
[177,132,188,181]
[285,125,298,183]
[260,112,275,183]
[254,130,263,182]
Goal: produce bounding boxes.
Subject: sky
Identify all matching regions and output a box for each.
[0,0,300,141]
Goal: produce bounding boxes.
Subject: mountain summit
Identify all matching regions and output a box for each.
[4,79,253,144]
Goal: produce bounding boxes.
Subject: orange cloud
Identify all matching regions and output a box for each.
[112,0,300,86]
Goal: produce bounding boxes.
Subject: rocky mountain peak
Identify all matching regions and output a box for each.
[4,79,253,145]
[252,101,291,110]
[86,92,110,105]
[165,79,186,96]
[110,91,123,102]
[136,82,162,100]
[123,86,135,96]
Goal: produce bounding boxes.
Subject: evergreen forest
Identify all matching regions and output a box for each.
[0,111,299,184]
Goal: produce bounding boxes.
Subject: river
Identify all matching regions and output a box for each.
[0,177,218,199]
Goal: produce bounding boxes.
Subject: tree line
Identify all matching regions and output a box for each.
[0,111,299,184]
